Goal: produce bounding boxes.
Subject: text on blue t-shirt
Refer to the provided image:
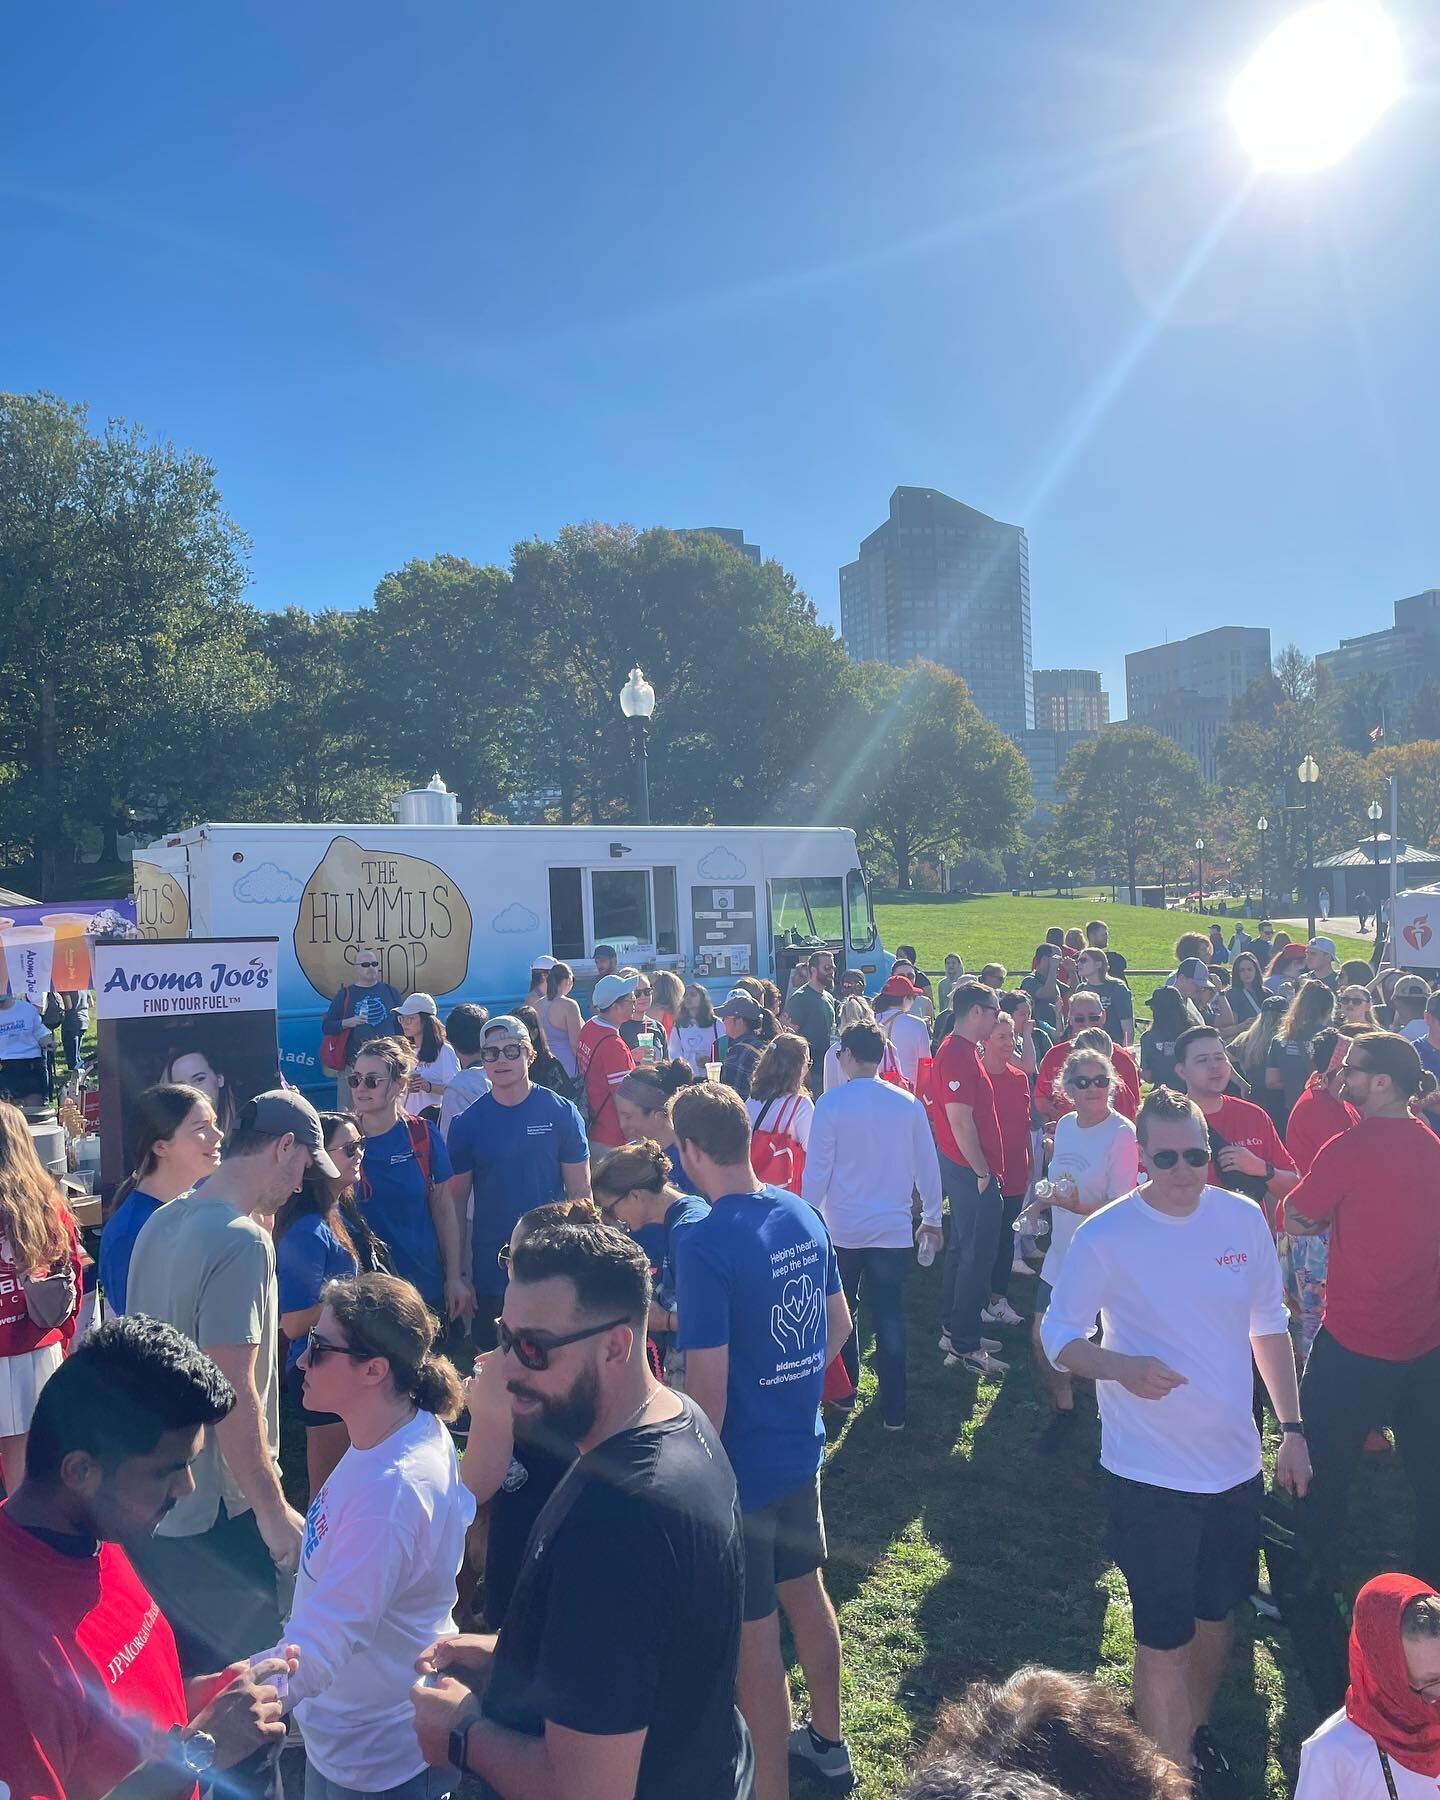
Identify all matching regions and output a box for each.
[447,1085,589,1292]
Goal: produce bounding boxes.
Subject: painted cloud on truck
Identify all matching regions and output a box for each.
[233,862,305,904]
[492,902,541,935]
[294,836,474,998]
[697,846,747,881]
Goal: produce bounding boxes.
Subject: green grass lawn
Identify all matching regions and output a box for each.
[876,895,1370,980]
[797,1262,1410,1799]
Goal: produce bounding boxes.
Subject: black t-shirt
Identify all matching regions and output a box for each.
[483,1433,573,1629]
[482,1396,747,1800]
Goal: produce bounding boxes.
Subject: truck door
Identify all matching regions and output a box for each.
[767,874,846,996]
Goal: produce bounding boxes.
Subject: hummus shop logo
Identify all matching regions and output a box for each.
[1404,913,1433,953]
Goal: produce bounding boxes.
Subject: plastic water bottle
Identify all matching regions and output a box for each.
[917,1233,936,1268]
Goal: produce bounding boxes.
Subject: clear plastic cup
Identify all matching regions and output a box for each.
[705,1062,722,1082]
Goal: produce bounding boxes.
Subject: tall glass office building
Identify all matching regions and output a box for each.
[839,487,1033,737]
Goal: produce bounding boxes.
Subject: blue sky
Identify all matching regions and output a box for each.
[6,2,1438,713]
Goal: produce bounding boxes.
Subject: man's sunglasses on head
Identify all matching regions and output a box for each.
[1148,1148,1210,1170]
[494,1315,630,1372]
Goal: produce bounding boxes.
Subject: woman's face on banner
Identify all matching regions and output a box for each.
[168,1050,223,1105]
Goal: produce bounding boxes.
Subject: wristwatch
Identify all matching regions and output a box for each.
[171,1726,217,1774]
[1261,1159,1275,1183]
[1280,1422,1306,1435]
[448,1697,483,1772]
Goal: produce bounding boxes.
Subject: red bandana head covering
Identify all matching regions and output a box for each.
[1346,1573,1440,1777]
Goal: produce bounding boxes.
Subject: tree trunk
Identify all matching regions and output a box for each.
[37,676,62,899]
[893,832,912,891]
[101,814,121,865]
[1125,837,1137,904]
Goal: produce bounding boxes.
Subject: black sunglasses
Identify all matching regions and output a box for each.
[305,1330,370,1363]
[346,1072,389,1089]
[1067,1074,1108,1090]
[480,1043,527,1063]
[494,1315,629,1372]
[1148,1148,1210,1170]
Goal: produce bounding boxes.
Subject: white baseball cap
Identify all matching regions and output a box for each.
[397,992,438,1017]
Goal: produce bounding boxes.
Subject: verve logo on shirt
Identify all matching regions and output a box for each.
[1215,1247,1249,1268]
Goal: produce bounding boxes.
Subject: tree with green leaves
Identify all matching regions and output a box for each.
[832,661,1028,890]
[1053,727,1205,900]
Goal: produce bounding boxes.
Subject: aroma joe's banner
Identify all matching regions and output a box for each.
[93,936,280,1190]
[0,899,139,1005]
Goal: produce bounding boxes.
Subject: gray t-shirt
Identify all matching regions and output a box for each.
[127,1191,279,1537]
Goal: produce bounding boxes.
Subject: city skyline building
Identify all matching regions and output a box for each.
[1124,626,1271,720]
[1316,589,1440,722]
[1033,668,1109,732]
[839,486,1033,737]
[677,525,761,565]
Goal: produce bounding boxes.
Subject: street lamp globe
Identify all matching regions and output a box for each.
[1257,816,1268,834]
[1195,838,1204,853]
[1367,799,1384,826]
[619,666,656,720]
[1298,754,1320,786]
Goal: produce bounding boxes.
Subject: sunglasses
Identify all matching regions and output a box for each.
[1067,1074,1108,1090]
[331,1139,365,1160]
[1068,1015,1104,1027]
[1148,1148,1210,1170]
[356,961,380,970]
[305,1329,370,1363]
[346,1072,390,1089]
[494,1314,630,1372]
[480,1043,527,1063]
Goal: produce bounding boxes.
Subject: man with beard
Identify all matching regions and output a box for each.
[0,1315,296,1797]
[412,1219,754,1800]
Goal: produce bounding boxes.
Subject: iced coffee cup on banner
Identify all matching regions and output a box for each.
[0,923,55,1005]
[42,915,92,990]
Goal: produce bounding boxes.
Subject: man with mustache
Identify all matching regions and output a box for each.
[0,1315,296,1798]
[413,1217,754,1800]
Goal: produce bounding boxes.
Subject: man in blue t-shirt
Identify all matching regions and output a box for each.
[445,1014,590,1350]
[672,1082,853,1800]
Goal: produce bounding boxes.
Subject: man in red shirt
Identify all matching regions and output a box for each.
[0,1314,294,1799]
[577,971,639,1147]
[1171,1025,1298,1225]
[932,980,1008,1377]
[1034,992,1141,1122]
[1284,1030,1440,1586]
[979,1007,1032,1329]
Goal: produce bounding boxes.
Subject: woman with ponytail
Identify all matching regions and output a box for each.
[258,1270,474,1798]
[99,1083,222,1315]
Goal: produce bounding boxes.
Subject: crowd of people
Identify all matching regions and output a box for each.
[2,916,1438,1800]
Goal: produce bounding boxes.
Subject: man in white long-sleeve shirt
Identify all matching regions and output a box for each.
[802,1021,942,1431]
[1039,1085,1311,1786]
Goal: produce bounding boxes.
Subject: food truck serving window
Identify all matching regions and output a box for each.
[548,866,679,960]
[771,875,845,944]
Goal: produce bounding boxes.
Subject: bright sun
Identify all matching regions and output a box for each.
[1230,0,1403,174]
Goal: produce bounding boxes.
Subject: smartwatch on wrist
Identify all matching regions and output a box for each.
[169,1726,217,1775]
[448,1698,483,1772]
[1261,1159,1275,1183]
[1281,1422,1306,1435]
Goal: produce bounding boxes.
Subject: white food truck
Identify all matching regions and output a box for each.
[134,813,891,1099]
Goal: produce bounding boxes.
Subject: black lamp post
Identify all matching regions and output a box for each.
[1257,815,1268,922]
[1368,798,1384,929]
[1067,867,1074,899]
[1195,838,1204,913]
[619,666,655,825]
[1028,868,1035,898]
[1298,754,1319,938]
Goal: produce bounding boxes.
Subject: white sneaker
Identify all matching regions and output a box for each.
[957,1348,1009,1376]
[981,1298,1025,1326]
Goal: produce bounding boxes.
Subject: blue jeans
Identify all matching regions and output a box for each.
[835,1245,911,1426]
[939,1156,1002,1356]
[304,1766,451,1800]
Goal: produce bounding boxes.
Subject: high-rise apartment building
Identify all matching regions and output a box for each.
[839,487,1033,737]
[676,526,761,566]
[1317,590,1440,713]
[1125,627,1271,719]
[1033,668,1109,732]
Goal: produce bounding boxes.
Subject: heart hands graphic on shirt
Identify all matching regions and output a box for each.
[770,1273,824,1357]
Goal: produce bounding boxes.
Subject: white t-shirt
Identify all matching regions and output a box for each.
[802,1076,943,1246]
[1039,1184,1289,1494]
[745,1091,814,1150]
[1296,1709,1434,1797]
[438,1063,491,1141]
[879,1010,932,1088]
[668,1019,722,1070]
[405,1042,462,1116]
[274,1409,476,1787]
[1040,1111,1139,1287]
[0,999,48,1061]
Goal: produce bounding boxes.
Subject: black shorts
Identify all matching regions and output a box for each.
[741,1475,827,1622]
[1104,1471,1263,1651]
[0,1056,48,1100]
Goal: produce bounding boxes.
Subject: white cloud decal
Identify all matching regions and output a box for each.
[698,847,747,881]
[233,862,305,903]
[492,902,541,934]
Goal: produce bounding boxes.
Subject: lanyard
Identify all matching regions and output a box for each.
[1378,1746,1399,1800]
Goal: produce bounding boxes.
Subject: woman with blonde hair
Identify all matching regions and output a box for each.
[649,968,684,1040]
[259,1271,474,1798]
[347,1035,463,1319]
[823,996,903,1091]
[0,1099,82,1489]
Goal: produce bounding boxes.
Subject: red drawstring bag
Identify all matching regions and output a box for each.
[750,1093,808,1193]
[822,1354,854,1406]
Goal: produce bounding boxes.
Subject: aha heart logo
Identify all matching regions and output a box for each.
[1404,914,1433,952]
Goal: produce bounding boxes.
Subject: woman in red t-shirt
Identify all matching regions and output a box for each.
[980,1012,1033,1327]
[0,1099,82,1489]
